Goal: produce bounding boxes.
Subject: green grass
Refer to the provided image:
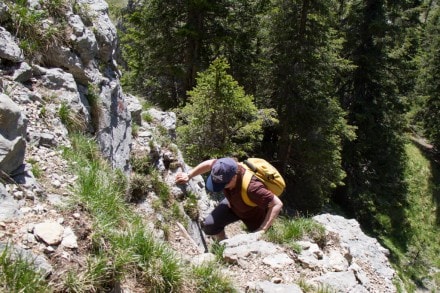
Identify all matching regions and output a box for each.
[3,0,68,61]
[0,245,51,292]
[380,141,440,291]
[106,0,128,23]
[59,133,234,292]
[27,158,43,179]
[265,217,326,251]
[184,192,200,221]
[58,102,86,133]
[210,241,227,263]
[61,134,183,292]
[190,263,237,293]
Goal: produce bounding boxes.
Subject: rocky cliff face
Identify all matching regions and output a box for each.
[0,0,131,176]
[0,1,400,292]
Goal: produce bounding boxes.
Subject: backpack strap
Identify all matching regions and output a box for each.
[240,167,258,207]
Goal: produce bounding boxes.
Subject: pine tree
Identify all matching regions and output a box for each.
[337,0,409,234]
[419,6,440,151]
[264,0,355,212]
[176,57,263,165]
[120,0,187,108]
[119,0,263,109]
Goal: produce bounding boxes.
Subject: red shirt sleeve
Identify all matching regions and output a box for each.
[246,176,274,208]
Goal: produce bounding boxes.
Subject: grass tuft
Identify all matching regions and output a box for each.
[265,217,326,250]
[380,141,440,290]
[190,263,237,293]
[0,244,50,292]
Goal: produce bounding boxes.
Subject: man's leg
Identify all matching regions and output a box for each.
[213,230,227,241]
[201,198,239,240]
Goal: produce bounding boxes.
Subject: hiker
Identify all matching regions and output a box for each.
[175,157,283,241]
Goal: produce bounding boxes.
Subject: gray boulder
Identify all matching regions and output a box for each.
[0,94,27,174]
[126,94,142,126]
[0,26,24,62]
[96,80,132,171]
[75,0,117,62]
[0,183,20,221]
[313,214,396,292]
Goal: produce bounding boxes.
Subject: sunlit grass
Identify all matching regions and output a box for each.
[381,141,440,290]
[265,217,326,251]
[0,244,51,292]
[190,263,237,293]
[60,133,233,292]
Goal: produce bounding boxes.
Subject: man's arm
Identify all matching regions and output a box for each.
[258,195,283,232]
[175,159,216,184]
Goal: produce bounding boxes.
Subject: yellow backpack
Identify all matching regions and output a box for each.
[240,158,286,207]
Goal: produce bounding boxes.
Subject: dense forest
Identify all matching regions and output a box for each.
[114,0,439,290]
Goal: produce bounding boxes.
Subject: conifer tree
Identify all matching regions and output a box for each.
[176,58,263,165]
[418,6,440,151]
[337,0,409,234]
[120,0,263,109]
[264,0,355,212]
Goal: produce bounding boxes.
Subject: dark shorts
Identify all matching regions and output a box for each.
[201,198,261,235]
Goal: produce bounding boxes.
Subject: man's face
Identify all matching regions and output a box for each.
[224,174,237,190]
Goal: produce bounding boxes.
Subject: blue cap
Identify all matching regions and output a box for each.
[206,158,238,192]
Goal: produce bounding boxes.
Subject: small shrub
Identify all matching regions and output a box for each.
[4,0,69,61]
[128,173,150,202]
[184,192,199,221]
[30,161,43,179]
[151,170,172,205]
[131,123,139,138]
[130,152,151,175]
[44,0,70,19]
[170,202,182,218]
[86,84,102,132]
[58,102,86,133]
[142,112,153,123]
[210,241,226,263]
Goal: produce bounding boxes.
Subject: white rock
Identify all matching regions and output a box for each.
[61,227,78,249]
[34,221,64,245]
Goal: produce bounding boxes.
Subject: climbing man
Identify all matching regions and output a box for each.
[175,157,283,241]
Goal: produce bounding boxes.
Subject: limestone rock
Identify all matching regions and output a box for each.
[0,27,24,62]
[61,227,78,249]
[246,281,303,293]
[33,221,64,246]
[0,184,20,220]
[0,94,27,174]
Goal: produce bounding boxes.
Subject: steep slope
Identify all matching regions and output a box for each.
[0,1,399,292]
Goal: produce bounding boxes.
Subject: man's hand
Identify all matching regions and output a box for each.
[175,172,189,184]
[253,230,265,240]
